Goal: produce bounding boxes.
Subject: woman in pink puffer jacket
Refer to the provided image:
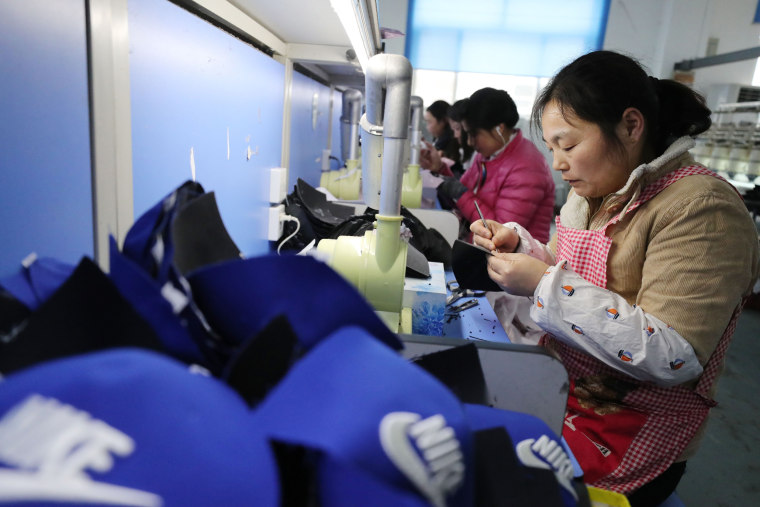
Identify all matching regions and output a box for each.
[438,87,555,243]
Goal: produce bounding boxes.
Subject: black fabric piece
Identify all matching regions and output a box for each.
[406,243,431,278]
[410,343,490,406]
[270,441,318,507]
[473,427,565,506]
[296,177,355,226]
[325,206,453,271]
[0,258,162,375]
[223,315,303,407]
[437,181,458,212]
[278,180,452,270]
[437,176,468,204]
[123,180,205,279]
[325,214,373,239]
[519,465,566,506]
[276,181,360,253]
[451,239,501,291]
[277,196,318,253]
[0,289,31,345]
[627,460,687,507]
[398,206,452,270]
[573,478,592,507]
[473,427,527,506]
[449,160,466,180]
[172,191,241,275]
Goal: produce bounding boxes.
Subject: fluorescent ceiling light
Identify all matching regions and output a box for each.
[330,0,374,72]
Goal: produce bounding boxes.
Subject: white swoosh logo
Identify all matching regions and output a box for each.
[379,412,445,507]
[0,471,162,506]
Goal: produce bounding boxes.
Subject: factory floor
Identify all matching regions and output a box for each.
[674,304,760,506]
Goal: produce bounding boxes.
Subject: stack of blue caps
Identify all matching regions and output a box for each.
[0,348,279,506]
[110,181,230,369]
[109,180,401,379]
[251,326,474,507]
[0,179,586,507]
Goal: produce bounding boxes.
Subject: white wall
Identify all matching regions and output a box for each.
[603,0,760,98]
[378,0,409,56]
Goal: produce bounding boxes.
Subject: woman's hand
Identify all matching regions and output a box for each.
[470,220,520,253]
[420,140,444,173]
[486,253,549,296]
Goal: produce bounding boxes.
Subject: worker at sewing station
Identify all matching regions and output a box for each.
[436,87,555,243]
[471,50,760,506]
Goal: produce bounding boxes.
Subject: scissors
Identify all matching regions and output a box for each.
[446,280,485,306]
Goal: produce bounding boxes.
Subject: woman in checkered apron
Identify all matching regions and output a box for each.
[471,50,760,506]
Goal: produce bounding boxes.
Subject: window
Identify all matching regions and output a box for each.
[406,0,610,78]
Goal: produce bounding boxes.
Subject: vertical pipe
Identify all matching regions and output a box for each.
[409,95,423,166]
[348,123,359,161]
[364,54,413,217]
[341,88,363,162]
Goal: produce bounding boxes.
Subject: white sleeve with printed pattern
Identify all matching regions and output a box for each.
[529,262,703,387]
[503,222,555,263]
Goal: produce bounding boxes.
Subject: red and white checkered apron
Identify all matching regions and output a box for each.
[544,166,744,494]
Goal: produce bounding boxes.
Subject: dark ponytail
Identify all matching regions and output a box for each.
[532,50,712,157]
[651,77,712,153]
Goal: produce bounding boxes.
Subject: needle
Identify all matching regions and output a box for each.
[474,200,488,229]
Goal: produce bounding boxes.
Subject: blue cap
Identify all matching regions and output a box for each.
[112,180,238,372]
[120,180,204,278]
[0,348,279,506]
[464,403,579,506]
[109,236,206,365]
[316,453,432,507]
[187,255,401,351]
[251,326,473,507]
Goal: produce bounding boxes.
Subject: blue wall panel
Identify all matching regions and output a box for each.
[288,72,332,188]
[0,0,93,278]
[129,0,284,257]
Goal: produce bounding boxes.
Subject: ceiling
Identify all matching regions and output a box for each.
[229,0,349,46]
[228,0,367,88]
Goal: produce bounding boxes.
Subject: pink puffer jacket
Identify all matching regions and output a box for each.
[457,130,555,243]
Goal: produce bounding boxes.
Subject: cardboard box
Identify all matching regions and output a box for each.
[403,261,446,336]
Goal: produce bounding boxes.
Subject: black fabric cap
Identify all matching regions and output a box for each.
[473,427,565,506]
[0,257,163,375]
[410,343,490,406]
[0,289,31,344]
[451,239,501,291]
[223,314,303,407]
[296,178,355,226]
[172,191,241,275]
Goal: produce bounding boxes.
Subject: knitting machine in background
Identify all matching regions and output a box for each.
[693,101,760,189]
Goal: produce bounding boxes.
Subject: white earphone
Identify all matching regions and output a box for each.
[495,125,506,145]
